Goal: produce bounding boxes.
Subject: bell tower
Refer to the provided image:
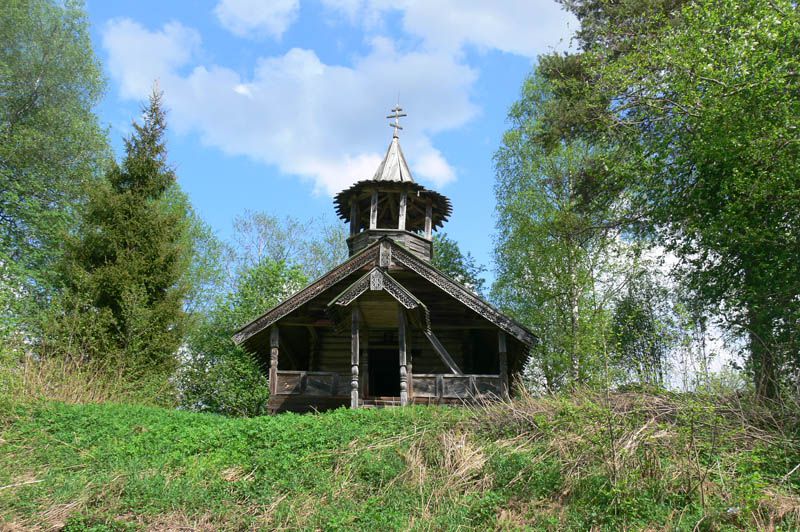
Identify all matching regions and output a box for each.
[333,107,452,261]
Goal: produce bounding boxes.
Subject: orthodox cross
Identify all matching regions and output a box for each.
[387,105,407,138]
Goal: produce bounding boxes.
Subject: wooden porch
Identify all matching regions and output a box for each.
[268,369,505,413]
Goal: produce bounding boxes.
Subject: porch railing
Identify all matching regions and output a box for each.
[274,370,504,400]
[411,374,502,399]
[273,370,350,396]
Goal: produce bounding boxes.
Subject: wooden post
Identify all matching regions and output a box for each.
[498,331,509,400]
[369,190,378,229]
[398,190,407,231]
[270,327,279,395]
[407,328,413,402]
[351,308,360,409]
[424,198,432,239]
[350,197,359,236]
[399,307,408,406]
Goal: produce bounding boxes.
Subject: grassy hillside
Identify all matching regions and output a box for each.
[1,392,799,530]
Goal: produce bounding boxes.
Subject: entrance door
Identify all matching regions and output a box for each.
[368,348,400,397]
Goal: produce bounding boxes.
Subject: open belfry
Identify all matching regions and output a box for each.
[233,107,536,413]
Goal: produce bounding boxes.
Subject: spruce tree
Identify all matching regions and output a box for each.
[61,89,191,375]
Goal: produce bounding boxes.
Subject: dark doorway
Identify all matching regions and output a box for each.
[369,348,400,397]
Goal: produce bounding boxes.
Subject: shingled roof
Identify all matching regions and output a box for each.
[372,136,414,182]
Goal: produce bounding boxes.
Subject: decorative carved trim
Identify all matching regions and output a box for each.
[336,274,371,307]
[379,240,392,268]
[383,276,418,310]
[369,269,383,290]
[233,244,380,345]
[329,267,418,311]
[235,237,536,358]
[390,243,537,346]
[325,266,431,334]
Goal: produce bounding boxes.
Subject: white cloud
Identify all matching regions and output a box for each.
[214,0,299,40]
[102,2,576,195]
[103,19,201,99]
[102,21,476,194]
[321,0,576,57]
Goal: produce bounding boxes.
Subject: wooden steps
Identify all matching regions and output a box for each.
[360,397,402,408]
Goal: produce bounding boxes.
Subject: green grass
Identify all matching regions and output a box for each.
[1,392,799,530]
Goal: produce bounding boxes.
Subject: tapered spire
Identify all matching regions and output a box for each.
[333,104,452,259]
[372,136,414,182]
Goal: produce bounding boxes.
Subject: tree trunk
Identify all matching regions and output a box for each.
[749,307,777,400]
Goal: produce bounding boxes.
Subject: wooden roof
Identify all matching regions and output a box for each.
[332,135,451,231]
[233,237,537,353]
[333,181,452,231]
[372,136,414,182]
[327,267,431,331]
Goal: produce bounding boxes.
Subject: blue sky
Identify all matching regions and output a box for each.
[86,0,576,283]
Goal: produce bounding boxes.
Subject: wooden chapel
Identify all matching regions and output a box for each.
[233,107,537,413]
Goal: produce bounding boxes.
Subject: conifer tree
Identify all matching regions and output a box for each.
[61,89,191,375]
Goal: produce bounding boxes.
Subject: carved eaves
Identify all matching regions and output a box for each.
[328,268,430,329]
[233,244,380,346]
[233,236,537,351]
[389,242,537,346]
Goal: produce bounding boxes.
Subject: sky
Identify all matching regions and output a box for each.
[86,0,577,284]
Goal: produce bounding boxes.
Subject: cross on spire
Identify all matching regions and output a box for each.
[387,105,407,138]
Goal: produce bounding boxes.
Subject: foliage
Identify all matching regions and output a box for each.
[1,392,798,530]
[0,0,107,326]
[611,265,683,387]
[493,73,638,390]
[182,208,232,316]
[232,211,348,281]
[432,233,487,294]
[6,355,176,406]
[177,211,347,416]
[545,0,800,398]
[48,90,192,380]
[178,258,307,416]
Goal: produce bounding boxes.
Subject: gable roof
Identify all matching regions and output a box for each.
[388,241,537,346]
[326,267,431,331]
[232,243,381,347]
[232,237,537,349]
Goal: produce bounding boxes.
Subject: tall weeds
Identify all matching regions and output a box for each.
[2,354,175,406]
[468,387,800,529]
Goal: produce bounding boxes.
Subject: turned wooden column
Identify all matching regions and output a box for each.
[406,327,413,402]
[424,198,432,240]
[399,308,408,406]
[498,331,509,400]
[398,190,407,231]
[360,333,369,398]
[351,307,360,409]
[269,327,279,395]
[369,190,379,229]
